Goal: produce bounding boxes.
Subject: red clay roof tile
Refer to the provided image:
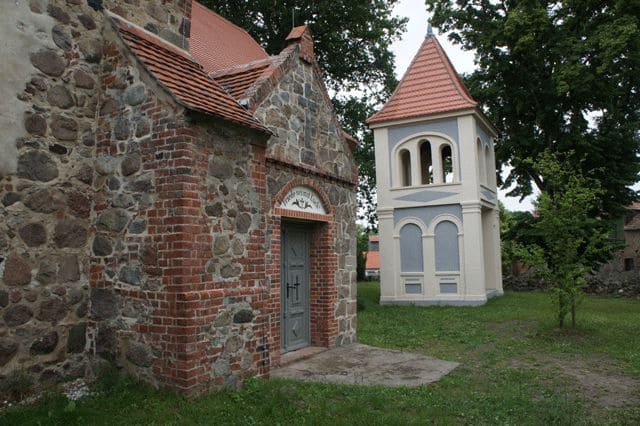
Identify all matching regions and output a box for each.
[286,26,308,41]
[368,35,477,125]
[190,0,269,74]
[212,60,273,100]
[114,19,268,133]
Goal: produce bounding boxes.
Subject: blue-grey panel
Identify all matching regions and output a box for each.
[394,189,458,203]
[434,220,460,271]
[405,282,422,294]
[400,223,424,272]
[439,282,458,294]
[389,119,459,149]
[476,122,490,146]
[394,205,462,228]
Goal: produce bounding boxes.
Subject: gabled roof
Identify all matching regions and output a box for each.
[113,2,355,147]
[368,35,478,125]
[113,18,269,133]
[190,0,269,74]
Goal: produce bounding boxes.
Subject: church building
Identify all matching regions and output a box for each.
[0,0,356,395]
[367,29,503,305]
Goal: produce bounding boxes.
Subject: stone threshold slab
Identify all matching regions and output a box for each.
[271,343,459,387]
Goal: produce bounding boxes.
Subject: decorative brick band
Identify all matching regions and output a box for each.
[273,207,331,222]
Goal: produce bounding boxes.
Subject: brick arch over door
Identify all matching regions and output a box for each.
[272,177,335,221]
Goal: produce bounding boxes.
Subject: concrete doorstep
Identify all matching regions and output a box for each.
[271,344,459,387]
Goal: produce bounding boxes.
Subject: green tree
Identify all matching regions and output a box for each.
[202,0,408,227]
[335,97,378,228]
[426,0,640,218]
[500,202,541,276]
[516,152,614,328]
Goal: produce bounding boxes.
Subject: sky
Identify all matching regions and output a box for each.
[389,0,537,212]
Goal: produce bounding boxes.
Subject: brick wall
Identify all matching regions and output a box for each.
[92,23,271,393]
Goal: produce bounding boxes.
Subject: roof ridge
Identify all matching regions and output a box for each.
[210,58,275,79]
[430,36,476,106]
[367,37,431,123]
[243,44,300,110]
[190,0,269,73]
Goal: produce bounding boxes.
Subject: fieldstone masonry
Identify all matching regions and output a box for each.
[0,0,357,396]
[102,0,192,49]
[0,0,105,382]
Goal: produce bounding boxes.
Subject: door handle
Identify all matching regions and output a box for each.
[286,281,300,299]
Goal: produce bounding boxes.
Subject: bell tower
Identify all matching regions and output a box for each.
[367,32,503,305]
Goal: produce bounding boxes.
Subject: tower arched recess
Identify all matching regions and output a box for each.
[392,132,459,187]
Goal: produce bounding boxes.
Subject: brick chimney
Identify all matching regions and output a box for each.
[285,25,315,63]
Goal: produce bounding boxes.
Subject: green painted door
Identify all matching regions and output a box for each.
[281,225,310,352]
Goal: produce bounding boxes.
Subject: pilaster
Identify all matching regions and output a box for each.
[461,202,486,299]
[377,208,396,301]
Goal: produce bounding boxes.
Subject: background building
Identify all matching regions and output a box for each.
[364,235,380,279]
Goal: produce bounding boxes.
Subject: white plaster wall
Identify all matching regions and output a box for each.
[0,1,55,177]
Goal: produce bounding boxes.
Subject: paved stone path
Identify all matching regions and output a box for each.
[271,343,459,387]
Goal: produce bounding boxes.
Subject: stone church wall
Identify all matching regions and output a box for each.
[0,0,357,394]
[0,0,106,382]
[102,0,191,49]
[255,61,357,184]
[0,0,201,389]
[185,124,269,391]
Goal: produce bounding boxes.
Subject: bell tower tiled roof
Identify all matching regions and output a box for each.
[368,34,477,125]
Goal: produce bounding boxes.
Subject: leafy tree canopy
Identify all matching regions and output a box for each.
[426,0,640,218]
[202,1,409,228]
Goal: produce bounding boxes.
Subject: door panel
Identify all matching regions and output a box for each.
[281,226,310,352]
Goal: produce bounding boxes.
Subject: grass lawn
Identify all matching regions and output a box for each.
[2,283,639,425]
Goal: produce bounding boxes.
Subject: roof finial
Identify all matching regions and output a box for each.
[426,21,434,37]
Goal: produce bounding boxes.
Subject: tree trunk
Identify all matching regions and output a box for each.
[571,298,576,328]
